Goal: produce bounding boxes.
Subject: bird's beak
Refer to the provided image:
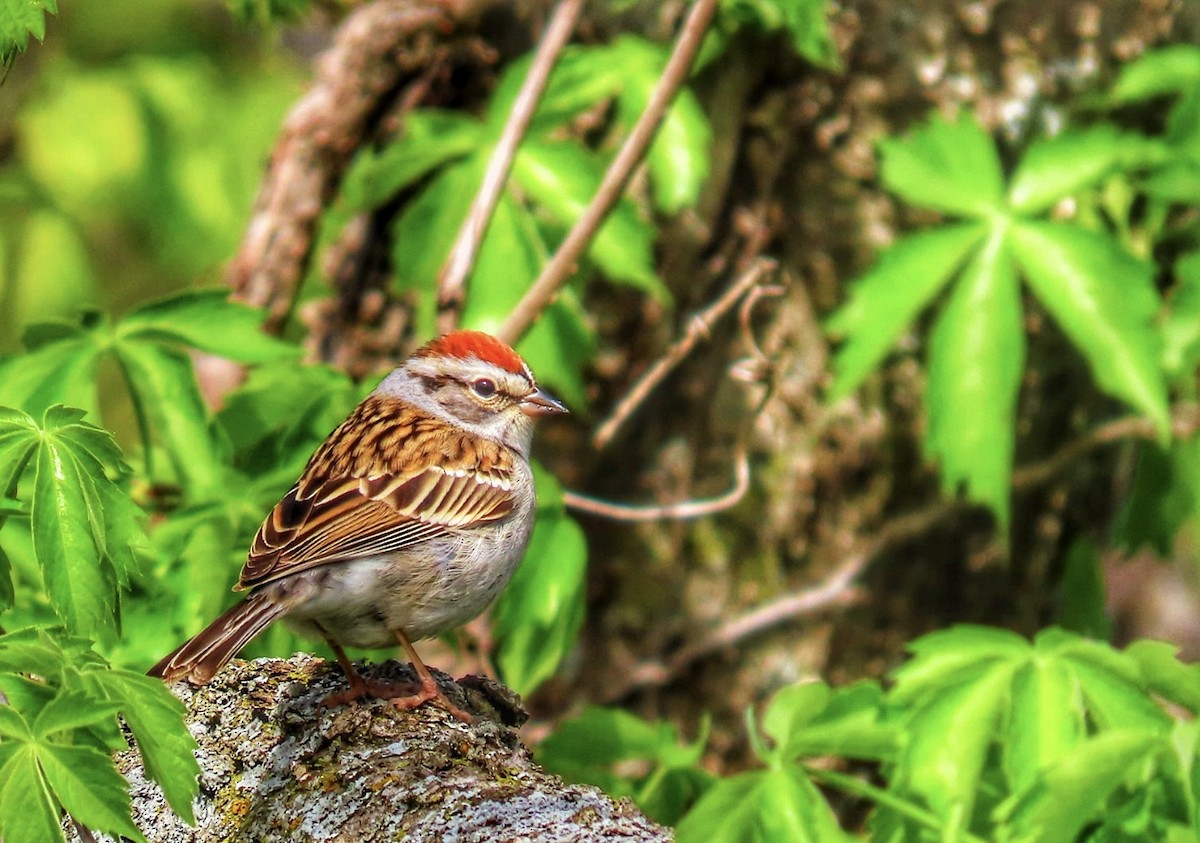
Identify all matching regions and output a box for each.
[521,387,568,417]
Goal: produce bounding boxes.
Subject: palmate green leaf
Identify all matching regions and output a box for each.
[0,407,146,636]
[0,745,65,843]
[342,110,481,210]
[0,0,58,57]
[676,768,847,843]
[826,222,986,400]
[1011,221,1169,438]
[524,47,625,133]
[1000,731,1164,843]
[513,139,666,297]
[890,624,1030,705]
[878,112,1005,218]
[117,290,297,364]
[83,668,199,821]
[1008,126,1153,215]
[1110,44,1200,104]
[924,227,1024,525]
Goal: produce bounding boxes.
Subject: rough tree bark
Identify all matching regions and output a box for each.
[70,656,670,843]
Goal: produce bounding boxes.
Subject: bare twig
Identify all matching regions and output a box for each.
[565,447,751,521]
[436,0,585,333]
[603,404,1200,699]
[497,0,720,343]
[592,259,777,449]
[602,551,868,702]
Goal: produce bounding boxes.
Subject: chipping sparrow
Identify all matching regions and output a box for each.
[150,331,567,722]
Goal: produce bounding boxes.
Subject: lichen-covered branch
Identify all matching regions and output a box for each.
[74,656,669,843]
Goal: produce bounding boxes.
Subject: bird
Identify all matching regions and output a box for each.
[149,330,567,722]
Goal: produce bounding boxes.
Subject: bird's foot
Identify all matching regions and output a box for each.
[322,669,473,723]
[388,673,474,724]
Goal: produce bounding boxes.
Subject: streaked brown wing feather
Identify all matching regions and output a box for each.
[238,396,517,591]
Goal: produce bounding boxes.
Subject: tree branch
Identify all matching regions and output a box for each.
[497,0,721,343]
[436,0,584,333]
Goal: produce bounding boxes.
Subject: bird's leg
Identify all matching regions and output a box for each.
[320,633,377,706]
[389,627,474,724]
[318,628,405,707]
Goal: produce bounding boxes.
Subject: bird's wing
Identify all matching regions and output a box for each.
[237,397,517,591]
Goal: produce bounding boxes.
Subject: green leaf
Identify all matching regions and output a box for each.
[538,706,678,769]
[32,434,114,637]
[1116,440,1200,554]
[826,223,986,399]
[1162,251,1200,381]
[528,47,625,132]
[878,113,1005,218]
[513,139,666,297]
[762,681,830,758]
[924,227,1024,524]
[38,743,145,842]
[114,341,225,492]
[81,669,199,822]
[890,624,1030,705]
[771,681,896,763]
[0,407,39,496]
[0,745,65,843]
[514,293,593,412]
[342,110,481,210]
[1126,639,1200,714]
[391,153,484,301]
[32,691,121,739]
[118,289,297,364]
[676,768,847,843]
[900,662,1014,827]
[459,192,546,333]
[1011,221,1169,437]
[1001,731,1164,843]
[1110,44,1200,103]
[1056,538,1111,639]
[0,0,58,56]
[0,335,100,418]
[605,37,711,214]
[1065,654,1172,733]
[1008,127,1147,215]
[1004,659,1084,793]
[492,503,587,696]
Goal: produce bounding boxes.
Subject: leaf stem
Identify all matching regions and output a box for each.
[806,767,989,843]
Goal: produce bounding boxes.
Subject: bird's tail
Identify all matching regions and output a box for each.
[149,593,286,684]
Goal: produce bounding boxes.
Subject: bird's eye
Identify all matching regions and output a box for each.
[472,378,497,399]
